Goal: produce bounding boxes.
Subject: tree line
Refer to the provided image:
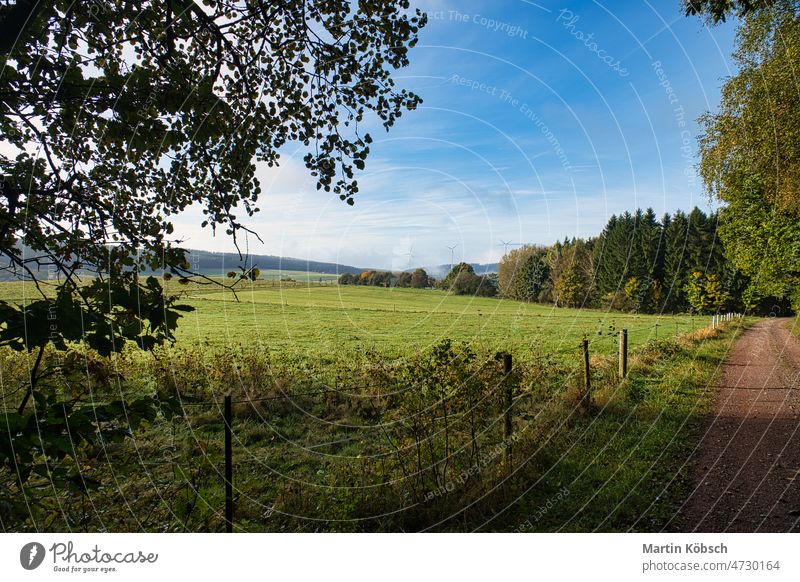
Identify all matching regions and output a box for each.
[497,207,782,314]
[338,268,434,288]
[339,263,500,296]
[337,206,787,314]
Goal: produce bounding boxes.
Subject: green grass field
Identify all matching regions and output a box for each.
[0,278,750,532]
[0,278,710,360]
[0,279,711,356]
[172,283,710,361]
[220,269,340,282]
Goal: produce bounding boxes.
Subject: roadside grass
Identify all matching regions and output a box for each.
[788,316,800,339]
[510,327,739,532]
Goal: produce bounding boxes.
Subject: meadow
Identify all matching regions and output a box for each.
[172,281,710,360]
[0,278,710,359]
[220,269,340,282]
[0,278,749,532]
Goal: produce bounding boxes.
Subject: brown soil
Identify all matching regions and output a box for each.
[680,318,800,532]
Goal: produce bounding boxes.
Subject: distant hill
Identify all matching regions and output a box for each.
[179,248,365,276]
[184,254,497,279]
[2,242,496,281]
[0,243,366,281]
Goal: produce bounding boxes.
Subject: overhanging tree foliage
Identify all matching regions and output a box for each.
[695,1,800,308]
[0,0,426,526]
[684,0,777,22]
[1,0,426,283]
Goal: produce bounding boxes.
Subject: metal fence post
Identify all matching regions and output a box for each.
[619,329,628,380]
[224,394,233,533]
[503,353,513,473]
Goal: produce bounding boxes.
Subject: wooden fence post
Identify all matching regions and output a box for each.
[224,394,233,533]
[619,329,628,380]
[503,353,513,473]
[582,339,591,407]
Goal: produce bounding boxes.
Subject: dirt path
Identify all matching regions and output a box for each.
[681,318,800,532]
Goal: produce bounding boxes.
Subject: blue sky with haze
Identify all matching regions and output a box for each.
[172,0,738,270]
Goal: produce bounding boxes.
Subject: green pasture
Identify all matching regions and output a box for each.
[214,269,339,282]
[174,284,710,360]
[0,279,712,361]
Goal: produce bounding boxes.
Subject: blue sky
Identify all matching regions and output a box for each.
[173,0,738,270]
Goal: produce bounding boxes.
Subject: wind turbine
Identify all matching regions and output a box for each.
[446,244,458,270]
[403,246,415,271]
[499,240,520,256]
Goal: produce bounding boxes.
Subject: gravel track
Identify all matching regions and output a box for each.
[681,318,800,532]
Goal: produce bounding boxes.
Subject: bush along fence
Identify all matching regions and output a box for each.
[210,321,717,532]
